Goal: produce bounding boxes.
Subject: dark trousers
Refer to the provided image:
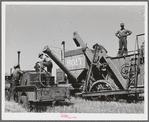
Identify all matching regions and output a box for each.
[8,81,19,101]
[118,38,128,56]
[42,61,53,73]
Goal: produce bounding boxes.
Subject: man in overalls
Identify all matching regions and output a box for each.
[115,23,132,56]
[10,64,23,101]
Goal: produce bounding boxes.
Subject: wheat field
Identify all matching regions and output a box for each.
[5,100,28,112]
[5,97,144,113]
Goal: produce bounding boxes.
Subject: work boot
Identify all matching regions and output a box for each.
[117,49,123,56]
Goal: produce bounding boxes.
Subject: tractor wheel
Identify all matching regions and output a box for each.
[19,95,29,108]
[14,92,19,102]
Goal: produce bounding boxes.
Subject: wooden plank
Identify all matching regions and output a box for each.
[82,90,129,97]
[16,85,38,92]
[65,48,84,57]
[82,87,144,97]
[73,31,86,47]
[107,53,138,60]
[129,88,144,93]
[104,54,127,89]
[73,31,94,62]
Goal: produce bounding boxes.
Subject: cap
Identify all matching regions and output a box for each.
[93,43,99,49]
[14,63,19,68]
[120,23,124,26]
[38,52,43,58]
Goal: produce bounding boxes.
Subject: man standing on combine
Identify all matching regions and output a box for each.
[115,23,132,56]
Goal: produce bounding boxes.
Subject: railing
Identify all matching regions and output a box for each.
[134,33,145,88]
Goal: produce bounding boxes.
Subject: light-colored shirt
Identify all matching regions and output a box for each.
[39,54,51,62]
[12,68,23,81]
[115,29,132,40]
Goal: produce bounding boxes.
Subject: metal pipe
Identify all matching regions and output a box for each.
[137,33,145,37]
[43,45,77,83]
[61,41,65,64]
[61,41,66,83]
[135,33,145,88]
[61,50,63,62]
[17,51,21,66]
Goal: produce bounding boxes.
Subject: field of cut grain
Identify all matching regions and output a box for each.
[5,97,144,113]
[46,97,144,113]
[5,100,28,112]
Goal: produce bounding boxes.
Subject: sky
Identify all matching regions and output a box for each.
[4,3,146,76]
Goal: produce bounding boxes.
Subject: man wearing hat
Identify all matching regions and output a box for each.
[37,52,53,75]
[10,64,23,101]
[115,23,132,56]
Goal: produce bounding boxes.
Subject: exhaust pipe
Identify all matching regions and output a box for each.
[17,51,21,67]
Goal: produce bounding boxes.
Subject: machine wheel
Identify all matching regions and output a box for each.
[89,80,115,101]
[105,95,114,102]
[121,63,129,79]
[89,82,105,101]
[134,93,141,102]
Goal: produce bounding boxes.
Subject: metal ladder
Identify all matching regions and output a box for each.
[128,54,138,88]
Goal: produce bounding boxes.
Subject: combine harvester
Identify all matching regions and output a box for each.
[43,31,144,102]
[6,31,144,112]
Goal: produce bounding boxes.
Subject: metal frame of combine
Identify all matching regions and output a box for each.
[73,32,144,101]
[44,32,144,102]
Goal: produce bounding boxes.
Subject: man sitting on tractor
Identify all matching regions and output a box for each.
[35,52,53,75]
